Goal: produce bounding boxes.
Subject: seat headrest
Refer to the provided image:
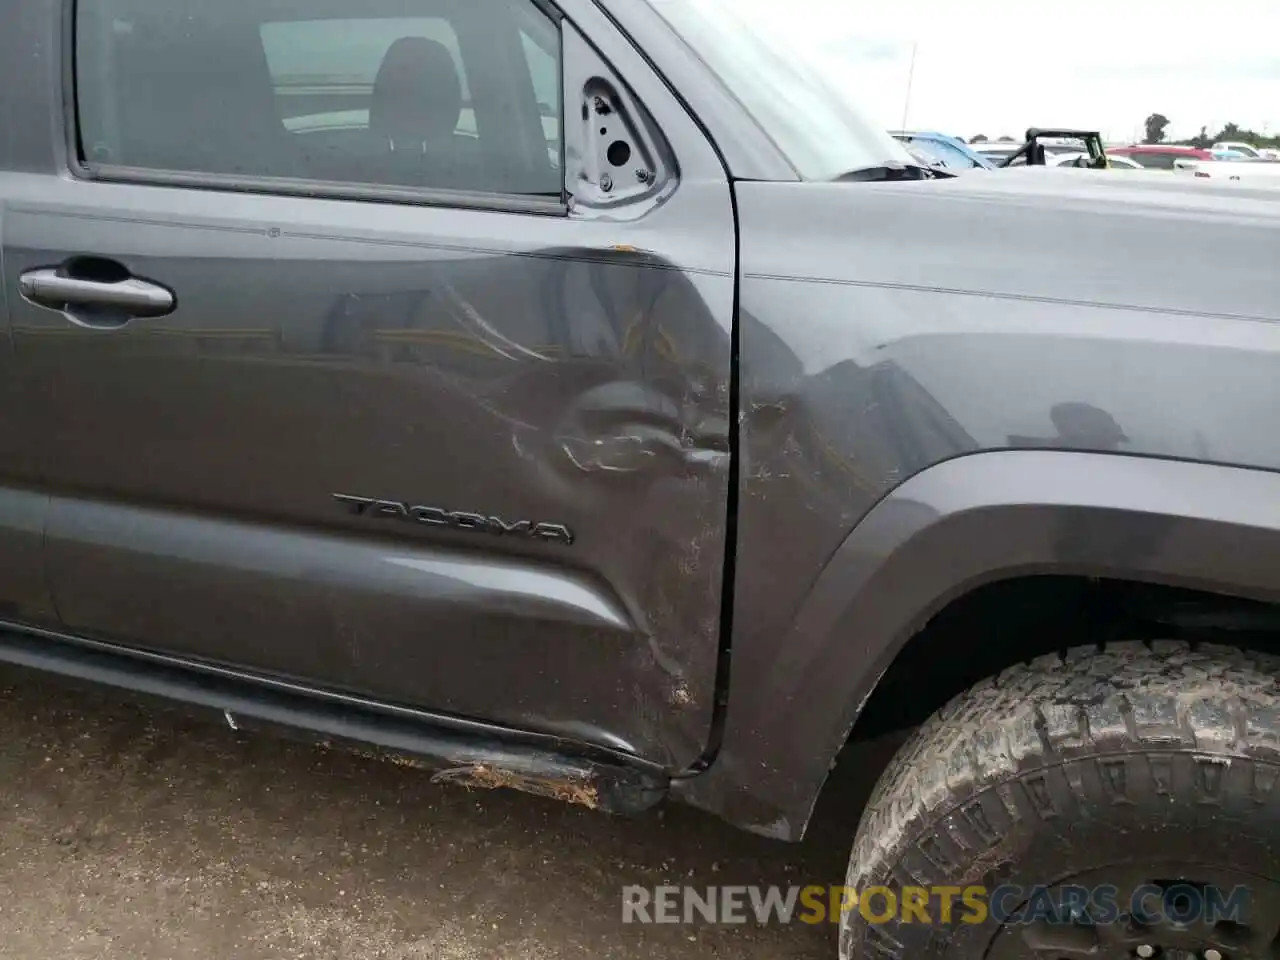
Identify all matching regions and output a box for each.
[369,37,463,146]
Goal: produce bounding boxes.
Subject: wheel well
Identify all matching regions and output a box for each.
[849,575,1280,742]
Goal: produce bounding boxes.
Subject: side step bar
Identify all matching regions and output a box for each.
[0,623,669,815]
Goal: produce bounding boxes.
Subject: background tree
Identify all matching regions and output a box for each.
[1143,113,1170,144]
[969,134,989,143]
[997,135,1017,142]
[1172,123,1280,150]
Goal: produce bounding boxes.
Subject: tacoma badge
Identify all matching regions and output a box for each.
[333,495,575,546]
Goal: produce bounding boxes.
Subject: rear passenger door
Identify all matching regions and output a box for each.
[2,0,735,767]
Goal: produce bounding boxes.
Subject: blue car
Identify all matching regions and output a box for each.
[890,131,996,170]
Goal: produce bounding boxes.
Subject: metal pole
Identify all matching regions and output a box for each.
[900,42,918,130]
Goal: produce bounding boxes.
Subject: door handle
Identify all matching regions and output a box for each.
[18,260,175,328]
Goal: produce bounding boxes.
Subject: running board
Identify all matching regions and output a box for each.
[0,624,669,815]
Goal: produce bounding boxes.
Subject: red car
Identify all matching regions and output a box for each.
[1108,144,1215,169]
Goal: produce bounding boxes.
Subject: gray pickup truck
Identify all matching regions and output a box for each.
[3,0,1280,957]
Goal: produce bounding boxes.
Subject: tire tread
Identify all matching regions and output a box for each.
[842,641,1280,959]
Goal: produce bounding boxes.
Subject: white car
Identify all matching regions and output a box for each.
[1051,152,1143,170]
[1212,141,1264,159]
[1173,157,1280,183]
[1104,154,1145,170]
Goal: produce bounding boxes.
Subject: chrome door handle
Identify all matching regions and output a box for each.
[19,264,175,328]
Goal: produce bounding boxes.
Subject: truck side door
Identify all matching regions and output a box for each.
[0,203,55,629]
[1,0,735,767]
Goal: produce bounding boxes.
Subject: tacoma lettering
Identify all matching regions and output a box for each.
[333,495,574,546]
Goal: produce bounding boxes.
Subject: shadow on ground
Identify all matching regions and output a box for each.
[0,667,895,959]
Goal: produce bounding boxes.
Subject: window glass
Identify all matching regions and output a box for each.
[902,143,943,169]
[521,30,559,118]
[1133,153,1178,169]
[909,139,975,169]
[261,18,471,134]
[519,28,561,169]
[76,0,562,199]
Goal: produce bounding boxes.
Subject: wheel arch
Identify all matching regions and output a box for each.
[674,450,1280,839]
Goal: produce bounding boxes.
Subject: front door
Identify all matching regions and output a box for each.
[2,0,735,766]
[0,233,54,630]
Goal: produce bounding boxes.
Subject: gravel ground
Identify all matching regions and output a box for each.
[0,667,889,960]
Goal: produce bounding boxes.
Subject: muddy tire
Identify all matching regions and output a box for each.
[840,641,1280,960]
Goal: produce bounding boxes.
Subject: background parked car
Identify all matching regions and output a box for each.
[971,140,1022,164]
[890,131,995,170]
[899,141,953,172]
[1107,144,1215,169]
[977,135,1097,167]
[1213,140,1266,159]
[1051,151,1144,169]
[1173,156,1280,183]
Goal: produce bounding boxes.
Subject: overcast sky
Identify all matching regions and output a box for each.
[716,0,1280,142]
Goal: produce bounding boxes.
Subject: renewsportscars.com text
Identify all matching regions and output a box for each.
[621,883,1250,926]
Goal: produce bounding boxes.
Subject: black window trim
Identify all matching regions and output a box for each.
[61,0,569,217]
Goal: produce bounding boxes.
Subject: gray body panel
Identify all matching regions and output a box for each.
[0,0,734,767]
[676,451,1280,836]
[4,0,1280,840]
[0,193,56,627]
[672,175,1280,836]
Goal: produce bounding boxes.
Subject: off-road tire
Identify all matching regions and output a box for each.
[840,640,1280,959]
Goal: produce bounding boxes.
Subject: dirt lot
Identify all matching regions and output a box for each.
[0,667,885,960]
